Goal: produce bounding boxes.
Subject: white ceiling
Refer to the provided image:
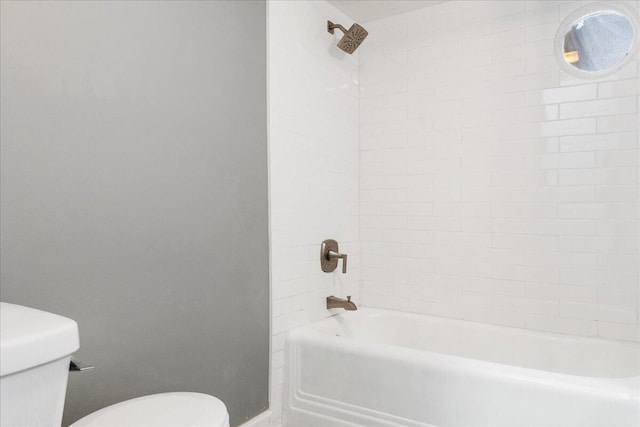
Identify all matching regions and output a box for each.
[326,0,445,23]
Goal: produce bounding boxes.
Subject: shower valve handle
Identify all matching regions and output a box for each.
[328,251,348,274]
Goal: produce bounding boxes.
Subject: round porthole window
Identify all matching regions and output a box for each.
[555,2,639,78]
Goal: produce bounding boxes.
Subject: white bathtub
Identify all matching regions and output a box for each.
[284,308,640,427]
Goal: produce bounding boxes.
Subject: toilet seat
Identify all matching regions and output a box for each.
[69,392,230,427]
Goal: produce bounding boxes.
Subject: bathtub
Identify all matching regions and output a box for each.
[284,308,640,427]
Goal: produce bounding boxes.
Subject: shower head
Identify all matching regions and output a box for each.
[327,21,368,54]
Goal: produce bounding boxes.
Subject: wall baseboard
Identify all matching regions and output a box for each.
[238,410,273,427]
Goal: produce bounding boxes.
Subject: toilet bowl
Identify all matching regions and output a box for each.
[70,392,229,427]
[0,302,230,427]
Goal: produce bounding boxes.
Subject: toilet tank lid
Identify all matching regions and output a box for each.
[0,302,79,376]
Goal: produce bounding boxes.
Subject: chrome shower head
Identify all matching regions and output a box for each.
[327,21,368,54]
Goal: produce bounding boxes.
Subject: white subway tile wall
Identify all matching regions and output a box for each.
[358,0,640,342]
[268,1,360,425]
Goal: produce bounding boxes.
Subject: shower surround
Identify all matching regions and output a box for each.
[268,0,639,426]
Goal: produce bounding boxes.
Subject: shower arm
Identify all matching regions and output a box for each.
[327,21,348,35]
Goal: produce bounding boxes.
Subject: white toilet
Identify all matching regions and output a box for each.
[0,302,230,427]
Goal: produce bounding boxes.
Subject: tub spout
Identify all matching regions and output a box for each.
[327,295,357,311]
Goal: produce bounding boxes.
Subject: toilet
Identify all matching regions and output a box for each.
[0,302,230,427]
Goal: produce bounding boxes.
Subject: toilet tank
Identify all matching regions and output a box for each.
[0,302,79,427]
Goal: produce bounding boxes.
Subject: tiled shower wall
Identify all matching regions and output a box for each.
[358,0,640,341]
[268,1,360,424]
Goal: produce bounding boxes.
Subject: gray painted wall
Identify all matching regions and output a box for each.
[0,1,269,425]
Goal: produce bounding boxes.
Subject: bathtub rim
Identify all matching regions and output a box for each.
[287,306,640,395]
